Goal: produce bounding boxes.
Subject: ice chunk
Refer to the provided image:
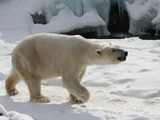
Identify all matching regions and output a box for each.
[0,105,8,117]
[0,105,33,120]
[126,0,160,35]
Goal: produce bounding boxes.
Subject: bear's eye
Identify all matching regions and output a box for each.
[112,49,116,52]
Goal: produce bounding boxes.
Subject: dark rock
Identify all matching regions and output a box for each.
[31,11,47,24]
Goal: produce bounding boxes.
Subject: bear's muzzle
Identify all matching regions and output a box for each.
[117,51,128,61]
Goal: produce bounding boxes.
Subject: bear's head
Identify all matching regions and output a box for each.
[95,45,128,65]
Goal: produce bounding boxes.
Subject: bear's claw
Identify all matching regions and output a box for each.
[8,89,19,96]
[70,94,83,104]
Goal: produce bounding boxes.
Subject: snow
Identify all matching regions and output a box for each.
[0,0,160,120]
[0,37,160,120]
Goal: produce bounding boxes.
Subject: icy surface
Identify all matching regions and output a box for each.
[1,0,160,38]
[126,0,160,34]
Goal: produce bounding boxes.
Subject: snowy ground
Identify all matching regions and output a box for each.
[0,36,160,120]
[0,0,160,119]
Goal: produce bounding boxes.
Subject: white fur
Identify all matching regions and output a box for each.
[5,33,127,103]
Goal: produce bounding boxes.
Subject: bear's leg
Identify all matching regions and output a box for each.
[63,69,90,103]
[12,59,50,103]
[78,68,86,81]
[5,69,21,96]
[20,74,50,103]
[25,78,51,103]
[69,68,86,103]
[63,79,90,103]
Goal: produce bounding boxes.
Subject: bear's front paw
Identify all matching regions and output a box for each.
[7,89,19,96]
[30,95,51,103]
[77,88,90,103]
[70,94,83,104]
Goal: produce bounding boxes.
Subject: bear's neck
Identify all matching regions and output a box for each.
[85,43,109,65]
[86,57,109,65]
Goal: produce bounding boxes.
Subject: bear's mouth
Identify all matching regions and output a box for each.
[117,57,126,61]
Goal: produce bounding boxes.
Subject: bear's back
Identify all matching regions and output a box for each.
[16,33,91,53]
[12,33,94,69]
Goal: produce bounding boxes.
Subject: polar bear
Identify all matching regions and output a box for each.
[5,33,128,103]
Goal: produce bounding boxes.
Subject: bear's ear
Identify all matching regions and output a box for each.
[95,49,102,56]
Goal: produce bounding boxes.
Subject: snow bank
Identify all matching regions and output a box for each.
[31,9,106,34]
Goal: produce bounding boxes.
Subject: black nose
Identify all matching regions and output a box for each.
[117,57,126,61]
[124,51,128,56]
